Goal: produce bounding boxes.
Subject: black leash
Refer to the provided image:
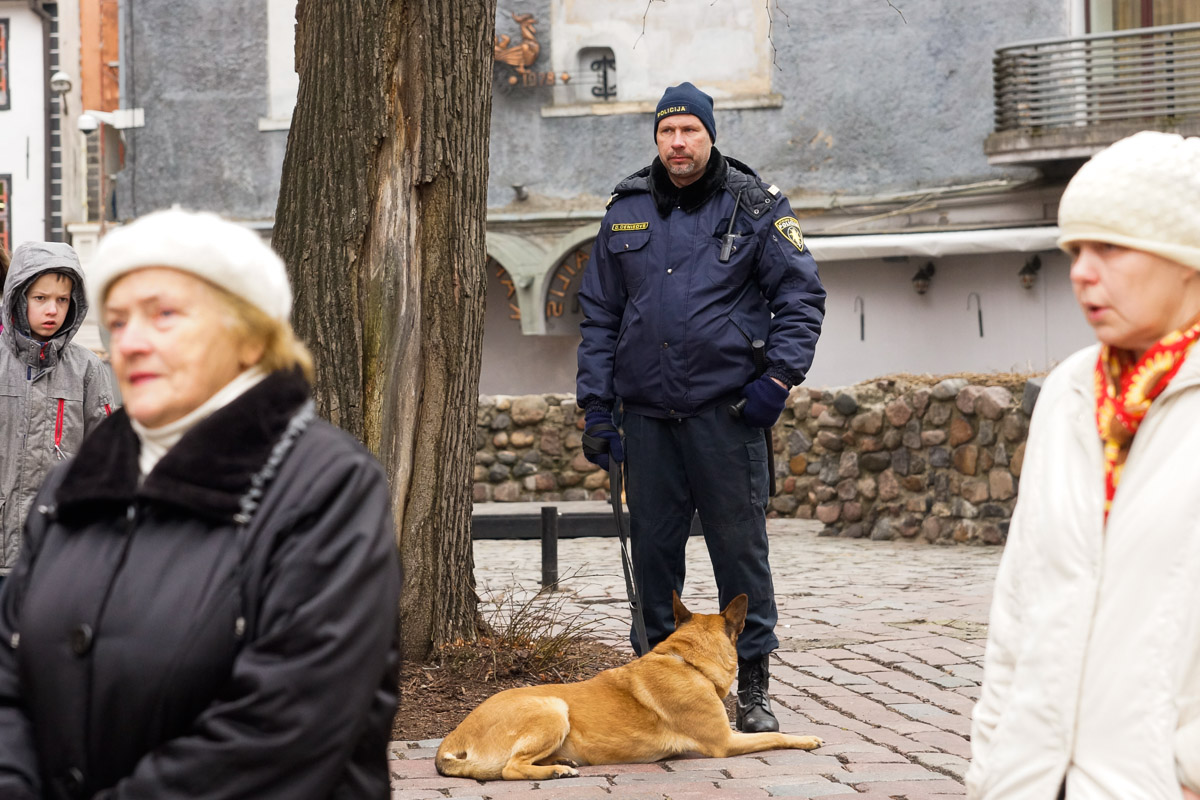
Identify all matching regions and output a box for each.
[608,458,650,656]
[582,423,651,655]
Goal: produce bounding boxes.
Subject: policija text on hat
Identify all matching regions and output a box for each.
[575,82,826,733]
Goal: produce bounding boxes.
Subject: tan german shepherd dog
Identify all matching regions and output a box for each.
[435,592,822,781]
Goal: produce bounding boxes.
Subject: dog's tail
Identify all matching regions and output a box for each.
[434,748,468,778]
[435,745,503,780]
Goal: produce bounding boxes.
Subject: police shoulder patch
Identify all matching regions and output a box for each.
[611,222,650,232]
[774,216,805,252]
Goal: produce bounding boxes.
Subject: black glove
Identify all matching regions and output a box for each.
[582,409,624,471]
[739,374,789,428]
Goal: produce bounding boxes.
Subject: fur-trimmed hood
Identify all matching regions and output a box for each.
[2,243,89,368]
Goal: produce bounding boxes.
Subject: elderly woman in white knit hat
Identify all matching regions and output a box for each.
[967,131,1200,800]
[0,209,401,800]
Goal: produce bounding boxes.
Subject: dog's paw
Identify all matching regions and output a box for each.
[553,758,580,768]
[797,736,823,750]
[550,764,580,778]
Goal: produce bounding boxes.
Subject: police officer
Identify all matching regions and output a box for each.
[576,82,826,733]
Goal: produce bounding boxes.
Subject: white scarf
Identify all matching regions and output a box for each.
[130,366,268,477]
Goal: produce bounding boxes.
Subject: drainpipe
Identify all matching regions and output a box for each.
[117,0,127,108]
[116,0,135,217]
[29,0,54,240]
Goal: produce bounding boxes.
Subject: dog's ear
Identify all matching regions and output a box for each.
[672,591,693,628]
[722,594,749,638]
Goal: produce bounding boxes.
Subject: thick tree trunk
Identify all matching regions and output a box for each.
[273,0,495,661]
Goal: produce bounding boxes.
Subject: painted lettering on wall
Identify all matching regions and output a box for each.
[506,70,566,88]
[544,244,592,336]
[494,261,521,321]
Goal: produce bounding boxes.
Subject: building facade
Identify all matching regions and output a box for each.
[108,0,286,227]
[0,0,85,252]
[75,0,1200,393]
[479,0,1200,392]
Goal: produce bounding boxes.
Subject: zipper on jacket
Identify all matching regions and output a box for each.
[1062,366,1200,767]
[54,399,66,460]
[79,503,140,790]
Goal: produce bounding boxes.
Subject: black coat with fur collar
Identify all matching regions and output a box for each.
[0,370,401,800]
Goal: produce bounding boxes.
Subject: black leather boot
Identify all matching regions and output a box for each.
[736,655,779,733]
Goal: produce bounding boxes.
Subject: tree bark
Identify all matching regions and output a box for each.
[273,0,495,661]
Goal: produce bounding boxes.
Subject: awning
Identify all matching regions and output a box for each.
[805,226,1061,262]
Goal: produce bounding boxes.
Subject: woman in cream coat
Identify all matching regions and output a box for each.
[967,132,1200,800]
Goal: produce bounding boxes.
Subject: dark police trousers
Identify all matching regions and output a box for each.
[622,404,779,660]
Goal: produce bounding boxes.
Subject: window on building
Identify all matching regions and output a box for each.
[1088,0,1200,32]
[577,47,616,103]
[261,0,298,129]
[0,175,11,253]
[542,1,776,115]
[0,19,9,111]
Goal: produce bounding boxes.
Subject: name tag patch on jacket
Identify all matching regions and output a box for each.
[612,222,650,232]
[774,217,805,252]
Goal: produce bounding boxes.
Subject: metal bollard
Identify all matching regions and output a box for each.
[541,506,559,590]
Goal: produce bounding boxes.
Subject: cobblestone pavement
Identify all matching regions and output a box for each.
[390,519,1002,799]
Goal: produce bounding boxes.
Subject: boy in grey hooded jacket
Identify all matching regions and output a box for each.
[0,243,115,582]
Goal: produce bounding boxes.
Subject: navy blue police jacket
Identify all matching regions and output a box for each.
[577,149,826,419]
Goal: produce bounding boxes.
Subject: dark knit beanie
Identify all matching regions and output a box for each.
[654,82,716,143]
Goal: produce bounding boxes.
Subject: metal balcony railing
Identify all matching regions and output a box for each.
[993,22,1200,132]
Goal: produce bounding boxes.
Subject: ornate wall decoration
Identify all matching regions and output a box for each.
[493,12,568,89]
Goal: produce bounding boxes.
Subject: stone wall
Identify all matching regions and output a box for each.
[474,394,600,503]
[776,377,1041,545]
[473,375,1044,544]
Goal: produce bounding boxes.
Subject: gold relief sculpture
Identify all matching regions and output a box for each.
[494,13,540,75]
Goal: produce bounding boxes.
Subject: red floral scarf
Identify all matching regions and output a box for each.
[1094,320,1200,519]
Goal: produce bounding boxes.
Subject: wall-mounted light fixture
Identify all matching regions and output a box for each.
[511,184,529,202]
[1018,255,1041,290]
[912,262,935,295]
[50,71,72,114]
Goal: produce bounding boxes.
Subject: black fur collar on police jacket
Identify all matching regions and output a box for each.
[54,368,311,526]
[649,147,728,216]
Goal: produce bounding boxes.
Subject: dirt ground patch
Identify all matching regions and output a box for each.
[390,637,634,742]
[868,370,1043,394]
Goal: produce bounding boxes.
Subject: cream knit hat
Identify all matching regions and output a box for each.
[89,208,292,321]
[1057,130,1200,271]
